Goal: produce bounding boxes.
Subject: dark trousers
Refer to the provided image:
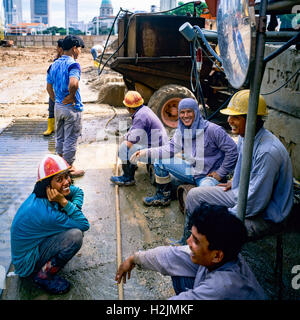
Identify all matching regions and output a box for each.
[171,276,195,295]
[33,228,83,274]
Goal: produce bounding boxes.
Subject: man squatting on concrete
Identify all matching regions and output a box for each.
[131,98,238,216]
[116,204,267,300]
[10,154,89,294]
[46,35,85,178]
[110,91,168,186]
[43,38,64,137]
[183,90,294,243]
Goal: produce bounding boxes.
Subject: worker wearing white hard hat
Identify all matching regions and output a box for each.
[10,154,90,295]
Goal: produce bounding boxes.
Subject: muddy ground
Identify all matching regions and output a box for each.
[0,46,299,301]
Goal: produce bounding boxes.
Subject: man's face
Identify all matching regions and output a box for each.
[227,115,246,137]
[50,172,71,196]
[179,108,195,127]
[187,226,220,267]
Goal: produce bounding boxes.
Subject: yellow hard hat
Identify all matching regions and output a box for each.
[123,91,144,108]
[220,90,268,116]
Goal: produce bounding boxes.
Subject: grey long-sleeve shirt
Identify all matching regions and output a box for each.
[134,245,267,300]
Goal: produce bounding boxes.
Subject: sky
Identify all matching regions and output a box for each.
[21,0,164,27]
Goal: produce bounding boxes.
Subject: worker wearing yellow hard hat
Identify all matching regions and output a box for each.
[181,89,293,244]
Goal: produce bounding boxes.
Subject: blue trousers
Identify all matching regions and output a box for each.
[118,141,149,164]
[49,98,55,118]
[171,276,195,295]
[154,158,220,187]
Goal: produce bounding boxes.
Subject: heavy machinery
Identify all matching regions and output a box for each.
[102,2,230,129]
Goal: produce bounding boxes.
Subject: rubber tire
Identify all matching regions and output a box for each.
[147,84,196,129]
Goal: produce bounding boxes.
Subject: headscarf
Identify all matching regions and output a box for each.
[177,98,208,158]
[178,98,208,138]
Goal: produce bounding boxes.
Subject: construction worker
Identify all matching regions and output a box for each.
[43,39,64,136]
[110,91,168,186]
[46,35,85,178]
[182,90,294,244]
[90,44,104,68]
[115,203,267,300]
[10,154,89,294]
[131,98,238,209]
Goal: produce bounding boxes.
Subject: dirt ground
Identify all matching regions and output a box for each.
[0,46,299,301]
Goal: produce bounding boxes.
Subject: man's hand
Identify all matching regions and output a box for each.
[63,77,79,105]
[115,255,136,284]
[207,171,222,182]
[217,181,232,192]
[130,149,147,163]
[46,186,68,207]
[62,94,75,105]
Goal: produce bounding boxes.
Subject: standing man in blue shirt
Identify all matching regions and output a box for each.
[184,90,294,243]
[46,35,85,178]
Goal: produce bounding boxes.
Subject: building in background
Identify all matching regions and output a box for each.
[3,0,22,26]
[151,5,158,13]
[160,0,177,11]
[90,0,116,35]
[65,0,78,29]
[30,0,49,25]
[6,22,47,35]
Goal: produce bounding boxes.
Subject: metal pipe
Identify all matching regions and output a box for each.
[114,143,124,300]
[202,30,298,44]
[236,0,268,222]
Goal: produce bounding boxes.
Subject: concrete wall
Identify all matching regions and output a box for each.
[5,35,111,48]
[261,44,300,179]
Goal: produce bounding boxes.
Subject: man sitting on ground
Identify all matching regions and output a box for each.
[115,203,267,300]
[182,90,294,243]
[110,91,168,186]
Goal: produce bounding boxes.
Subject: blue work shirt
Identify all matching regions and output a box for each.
[134,245,267,300]
[10,185,89,277]
[47,55,83,111]
[230,128,294,223]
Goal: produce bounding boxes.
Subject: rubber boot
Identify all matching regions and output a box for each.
[143,182,172,207]
[110,163,137,186]
[43,118,55,136]
[33,257,70,294]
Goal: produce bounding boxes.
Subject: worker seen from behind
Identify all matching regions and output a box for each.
[110,91,168,186]
[43,38,64,136]
[46,35,85,178]
[90,44,104,68]
[10,154,89,294]
[116,203,267,300]
[184,90,294,243]
[131,98,238,213]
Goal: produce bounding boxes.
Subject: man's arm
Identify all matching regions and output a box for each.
[62,77,79,105]
[46,83,55,102]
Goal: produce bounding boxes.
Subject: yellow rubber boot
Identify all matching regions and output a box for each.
[43,118,55,136]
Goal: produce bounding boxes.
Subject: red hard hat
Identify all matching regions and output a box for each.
[37,154,71,181]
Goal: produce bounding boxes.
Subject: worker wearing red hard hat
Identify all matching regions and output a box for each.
[10,154,89,294]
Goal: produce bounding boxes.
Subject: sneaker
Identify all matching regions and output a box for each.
[110,175,135,186]
[143,193,171,207]
[33,273,70,294]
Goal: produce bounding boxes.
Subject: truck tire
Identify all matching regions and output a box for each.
[147,84,196,129]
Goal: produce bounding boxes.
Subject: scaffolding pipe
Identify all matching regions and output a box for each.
[236,0,268,222]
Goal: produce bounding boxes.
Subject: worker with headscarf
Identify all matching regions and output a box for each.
[131,98,238,214]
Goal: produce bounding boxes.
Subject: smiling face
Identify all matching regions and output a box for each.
[227,115,246,137]
[50,171,71,196]
[187,226,223,268]
[179,108,195,127]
